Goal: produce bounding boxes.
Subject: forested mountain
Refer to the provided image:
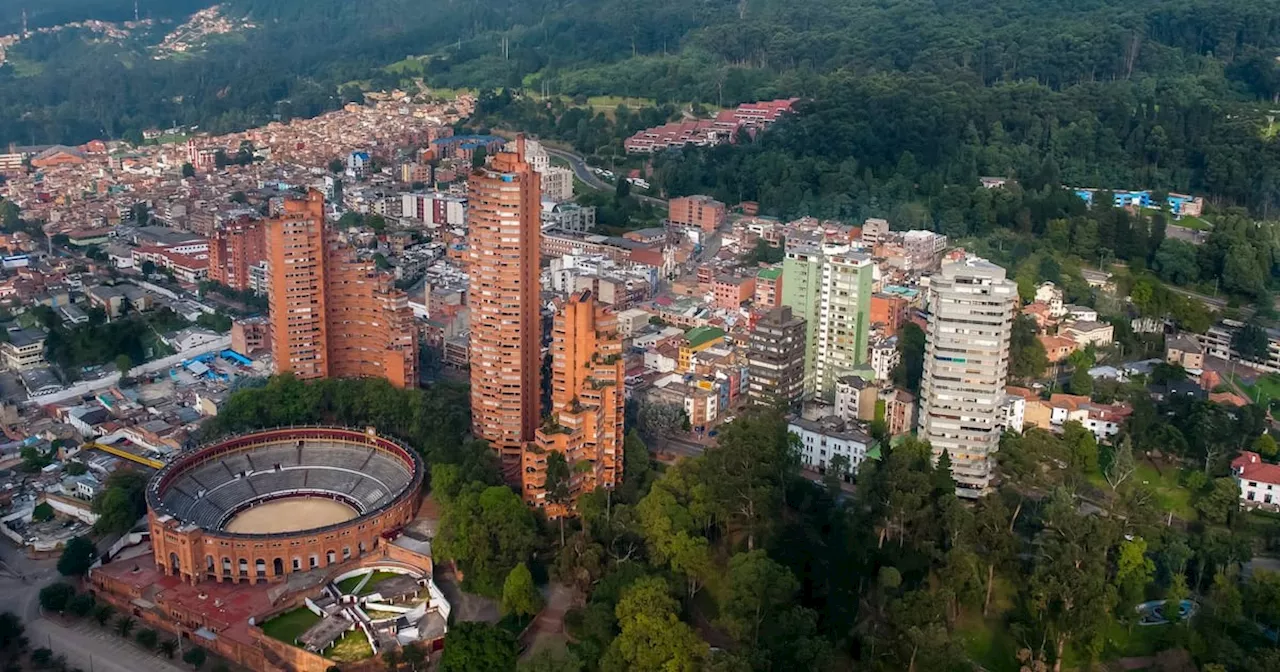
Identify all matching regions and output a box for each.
[0,0,1277,148]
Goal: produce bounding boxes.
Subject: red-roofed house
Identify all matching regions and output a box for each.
[1233,451,1280,510]
[1039,334,1079,364]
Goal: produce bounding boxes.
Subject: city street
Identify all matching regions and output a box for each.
[0,542,185,672]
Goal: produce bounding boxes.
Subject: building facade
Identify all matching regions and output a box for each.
[814,247,874,400]
[781,240,823,398]
[668,195,726,233]
[917,256,1016,497]
[526,291,624,516]
[746,306,806,408]
[265,191,418,387]
[468,137,543,481]
[209,219,267,293]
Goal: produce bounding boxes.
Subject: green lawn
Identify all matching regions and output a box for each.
[261,607,321,644]
[1230,372,1280,407]
[1133,463,1196,521]
[335,574,365,594]
[360,570,403,595]
[1170,216,1212,231]
[326,630,374,663]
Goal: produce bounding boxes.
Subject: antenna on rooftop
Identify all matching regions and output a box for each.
[134,0,139,22]
[21,9,28,37]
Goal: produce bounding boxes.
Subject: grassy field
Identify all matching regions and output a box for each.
[326,630,374,663]
[1229,372,1279,407]
[1087,460,1195,521]
[1132,462,1196,521]
[1170,216,1213,231]
[261,607,321,644]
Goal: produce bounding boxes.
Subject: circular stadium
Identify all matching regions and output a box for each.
[146,427,424,584]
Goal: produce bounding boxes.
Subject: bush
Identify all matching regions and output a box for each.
[135,629,158,650]
[66,593,95,618]
[30,503,54,523]
[38,583,75,613]
[183,647,207,669]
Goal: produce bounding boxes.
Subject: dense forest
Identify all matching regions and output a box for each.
[1,0,1277,153]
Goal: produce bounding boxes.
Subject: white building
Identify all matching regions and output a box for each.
[1232,451,1280,510]
[1034,282,1065,317]
[541,166,575,202]
[870,336,899,382]
[998,393,1025,433]
[788,416,876,475]
[834,376,877,422]
[1,328,46,370]
[1063,305,1098,322]
[917,256,1017,497]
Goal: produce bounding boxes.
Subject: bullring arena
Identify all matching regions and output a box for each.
[89,427,449,672]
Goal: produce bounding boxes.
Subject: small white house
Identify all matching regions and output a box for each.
[1233,451,1280,510]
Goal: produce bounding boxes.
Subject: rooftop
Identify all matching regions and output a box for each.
[684,326,725,348]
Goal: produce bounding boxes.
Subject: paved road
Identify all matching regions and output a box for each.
[0,542,184,672]
[544,147,667,208]
[33,334,232,406]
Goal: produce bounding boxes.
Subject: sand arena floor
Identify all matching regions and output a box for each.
[224,497,358,534]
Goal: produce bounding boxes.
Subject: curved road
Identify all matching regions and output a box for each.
[544,147,667,208]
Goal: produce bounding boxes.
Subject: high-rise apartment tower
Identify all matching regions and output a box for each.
[746,306,807,408]
[265,190,418,388]
[467,136,543,481]
[917,256,1016,497]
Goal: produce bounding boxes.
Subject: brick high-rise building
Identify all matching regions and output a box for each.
[468,137,542,480]
[527,291,624,516]
[917,256,1016,497]
[208,218,266,292]
[265,190,418,387]
[266,191,329,380]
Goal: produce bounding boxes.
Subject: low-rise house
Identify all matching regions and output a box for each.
[788,415,877,476]
[1039,334,1079,364]
[1061,320,1114,348]
[1047,393,1132,441]
[1166,333,1205,370]
[2,328,46,370]
[1232,451,1280,510]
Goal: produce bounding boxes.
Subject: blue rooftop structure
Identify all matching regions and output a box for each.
[431,135,506,151]
[1073,188,1202,216]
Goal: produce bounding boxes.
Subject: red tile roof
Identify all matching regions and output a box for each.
[1234,451,1280,485]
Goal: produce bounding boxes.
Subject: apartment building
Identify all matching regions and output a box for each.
[814,247,874,400]
[265,190,418,388]
[781,239,822,398]
[754,267,783,308]
[526,291,624,516]
[746,306,806,408]
[1,328,45,370]
[668,195,726,233]
[208,218,266,292]
[789,416,876,474]
[917,256,1016,497]
[468,137,543,481]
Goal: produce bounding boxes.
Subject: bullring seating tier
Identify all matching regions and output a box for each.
[154,440,414,532]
